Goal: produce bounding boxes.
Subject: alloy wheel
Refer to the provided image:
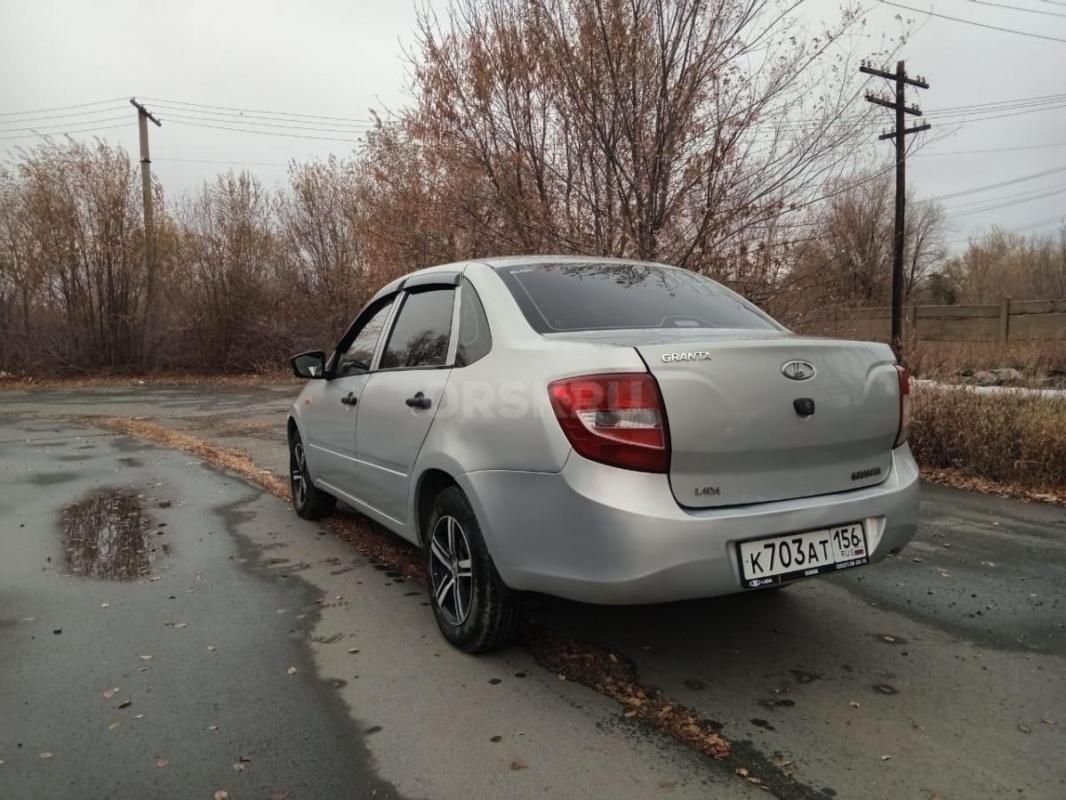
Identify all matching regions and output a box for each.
[291,439,308,507]
[429,515,474,626]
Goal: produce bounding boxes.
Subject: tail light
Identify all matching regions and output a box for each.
[548,372,670,473]
[894,365,911,448]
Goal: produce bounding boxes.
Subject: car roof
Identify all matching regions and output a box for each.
[474,254,676,270]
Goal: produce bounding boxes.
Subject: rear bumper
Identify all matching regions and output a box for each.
[458,446,920,604]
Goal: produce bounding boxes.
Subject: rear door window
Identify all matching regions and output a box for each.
[379,287,455,369]
[497,262,780,333]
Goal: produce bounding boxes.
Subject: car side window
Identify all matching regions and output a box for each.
[337,299,393,376]
[379,287,455,370]
[455,279,492,367]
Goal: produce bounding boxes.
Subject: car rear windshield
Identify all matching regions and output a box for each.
[496,262,780,333]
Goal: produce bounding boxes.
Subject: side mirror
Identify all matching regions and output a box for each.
[291,350,327,379]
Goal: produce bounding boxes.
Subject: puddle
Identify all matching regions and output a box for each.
[60,489,162,580]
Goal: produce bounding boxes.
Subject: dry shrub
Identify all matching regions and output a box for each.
[910,387,1066,490]
[907,340,1066,385]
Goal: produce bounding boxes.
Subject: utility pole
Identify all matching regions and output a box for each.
[860,61,929,360]
[130,98,162,361]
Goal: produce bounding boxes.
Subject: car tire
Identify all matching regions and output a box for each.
[426,486,520,653]
[289,428,336,520]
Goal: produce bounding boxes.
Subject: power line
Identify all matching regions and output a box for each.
[928,91,1066,114]
[142,96,376,125]
[0,105,129,127]
[936,164,1066,200]
[0,115,129,134]
[878,1,1066,43]
[167,118,365,143]
[965,0,1066,16]
[0,123,130,142]
[914,140,1066,156]
[947,180,1066,209]
[159,111,372,135]
[925,96,1066,119]
[934,101,1066,126]
[0,97,127,118]
[954,186,1066,215]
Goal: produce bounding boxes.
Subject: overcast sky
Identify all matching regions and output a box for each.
[2,0,1064,251]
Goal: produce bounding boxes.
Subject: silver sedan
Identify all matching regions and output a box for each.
[287,256,919,652]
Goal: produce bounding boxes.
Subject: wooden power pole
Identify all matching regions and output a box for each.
[860,61,929,360]
[130,98,162,359]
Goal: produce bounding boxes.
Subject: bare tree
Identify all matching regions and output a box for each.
[396,0,892,282]
[2,139,154,370]
[276,156,367,337]
[940,226,1066,304]
[177,172,281,370]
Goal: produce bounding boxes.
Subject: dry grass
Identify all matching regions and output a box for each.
[0,371,300,391]
[910,386,1066,500]
[905,340,1065,387]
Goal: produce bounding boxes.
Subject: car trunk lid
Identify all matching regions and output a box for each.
[632,334,900,508]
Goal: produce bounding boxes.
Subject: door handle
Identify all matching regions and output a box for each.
[405,392,431,410]
[340,392,357,406]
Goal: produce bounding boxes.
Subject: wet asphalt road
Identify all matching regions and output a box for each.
[1,383,1065,800]
[0,417,403,799]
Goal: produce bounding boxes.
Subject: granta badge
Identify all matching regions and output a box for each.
[662,351,712,363]
[781,360,816,381]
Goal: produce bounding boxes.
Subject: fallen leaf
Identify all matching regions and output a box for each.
[156,758,168,768]
[40,752,53,759]
[208,724,220,731]
[287,666,297,676]
[208,645,216,652]
[101,603,110,608]
[849,701,861,708]
[108,722,120,731]
[139,654,153,661]
[881,635,896,643]
[735,767,749,777]
[134,714,144,719]
[510,758,528,771]
[214,792,229,800]
[1018,723,1032,734]
[174,622,187,629]
[880,754,892,761]
[232,761,245,772]
[102,687,119,699]
[117,700,132,709]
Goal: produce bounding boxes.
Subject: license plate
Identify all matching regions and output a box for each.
[738,523,867,588]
